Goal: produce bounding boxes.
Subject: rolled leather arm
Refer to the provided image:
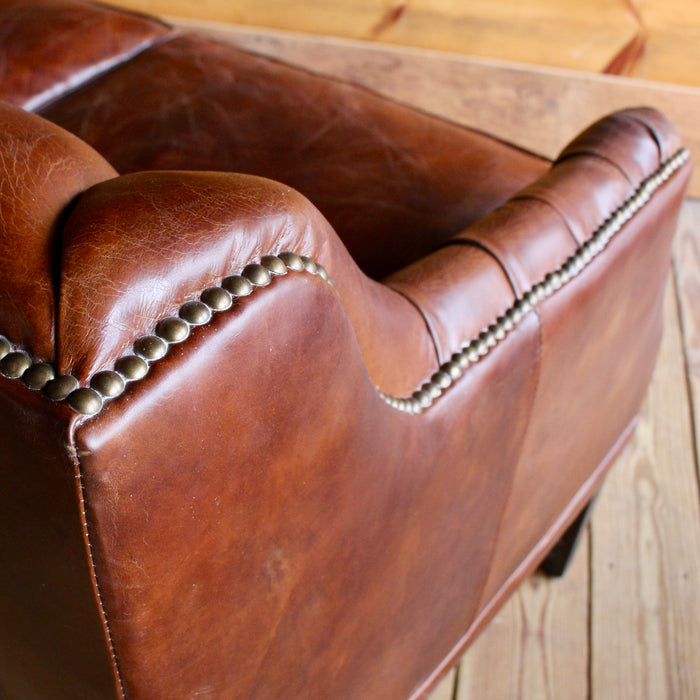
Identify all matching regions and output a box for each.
[386,107,691,381]
[55,168,438,398]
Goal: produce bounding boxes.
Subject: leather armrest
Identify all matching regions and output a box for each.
[385,108,691,374]
[55,169,438,397]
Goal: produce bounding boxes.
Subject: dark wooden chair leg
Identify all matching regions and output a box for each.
[539,500,595,577]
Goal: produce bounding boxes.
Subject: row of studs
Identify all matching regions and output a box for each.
[378,146,691,415]
[0,147,689,417]
[0,252,330,416]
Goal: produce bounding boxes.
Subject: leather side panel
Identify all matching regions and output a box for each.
[479,163,691,606]
[0,380,119,699]
[74,272,541,699]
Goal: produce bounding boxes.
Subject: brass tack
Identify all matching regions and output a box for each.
[0,336,10,359]
[242,264,271,287]
[431,370,452,389]
[134,335,168,361]
[222,275,253,297]
[91,371,126,398]
[261,255,288,275]
[525,290,538,306]
[518,297,533,314]
[547,271,562,290]
[480,329,497,348]
[300,256,318,274]
[466,341,480,363]
[201,286,232,311]
[44,374,79,401]
[455,350,470,369]
[23,363,55,390]
[67,387,103,416]
[424,381,442,399]
[413,388,432,408]
[278,251,305,271]
[490,321,506,340]
[498,314,514,332]
[156,317,190,344]
[507,306,523,325]
[444,361,462,380]
[180,301,211,326]
[0,351,32,378]
[115,355,149,381]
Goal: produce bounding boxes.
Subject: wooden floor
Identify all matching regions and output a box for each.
[118,0,700,87]
[428,199,700,699]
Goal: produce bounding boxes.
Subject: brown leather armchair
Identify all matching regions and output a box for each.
[0,1,692,698]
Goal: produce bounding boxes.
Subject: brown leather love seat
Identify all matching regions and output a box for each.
[0,1,692,698]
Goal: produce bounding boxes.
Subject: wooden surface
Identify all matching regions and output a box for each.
[180,21,700,198]
[115,0,700,86]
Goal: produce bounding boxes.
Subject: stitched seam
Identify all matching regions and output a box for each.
[67,428,126,699]
[0,148,690,417]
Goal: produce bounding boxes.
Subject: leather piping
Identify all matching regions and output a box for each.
[0,147,691,418]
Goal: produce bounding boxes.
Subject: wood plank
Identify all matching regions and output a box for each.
[427,666,456,700]
[590,267,700,699]
[116,0,637,73]
[453,534,589,700]
[632,29,700,87]
[672,197,700,481]
[179,21,700,198]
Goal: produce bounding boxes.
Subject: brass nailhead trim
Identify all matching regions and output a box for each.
[0,148,689,416]
[378,146,691,415]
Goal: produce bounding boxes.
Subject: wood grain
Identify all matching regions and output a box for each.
[672,200,700,484]
[115,0,700,86]
[453,535,589,700]
[180,21,700,198]
[115,0,638,73]
[427,666,456,700]
[590,270,700,700]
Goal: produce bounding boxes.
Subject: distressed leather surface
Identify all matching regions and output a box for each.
[56,170,436,395]
[0,102,116,360]
[39,32,549,279]
[0,0,171,111]
[0,1,693,698]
